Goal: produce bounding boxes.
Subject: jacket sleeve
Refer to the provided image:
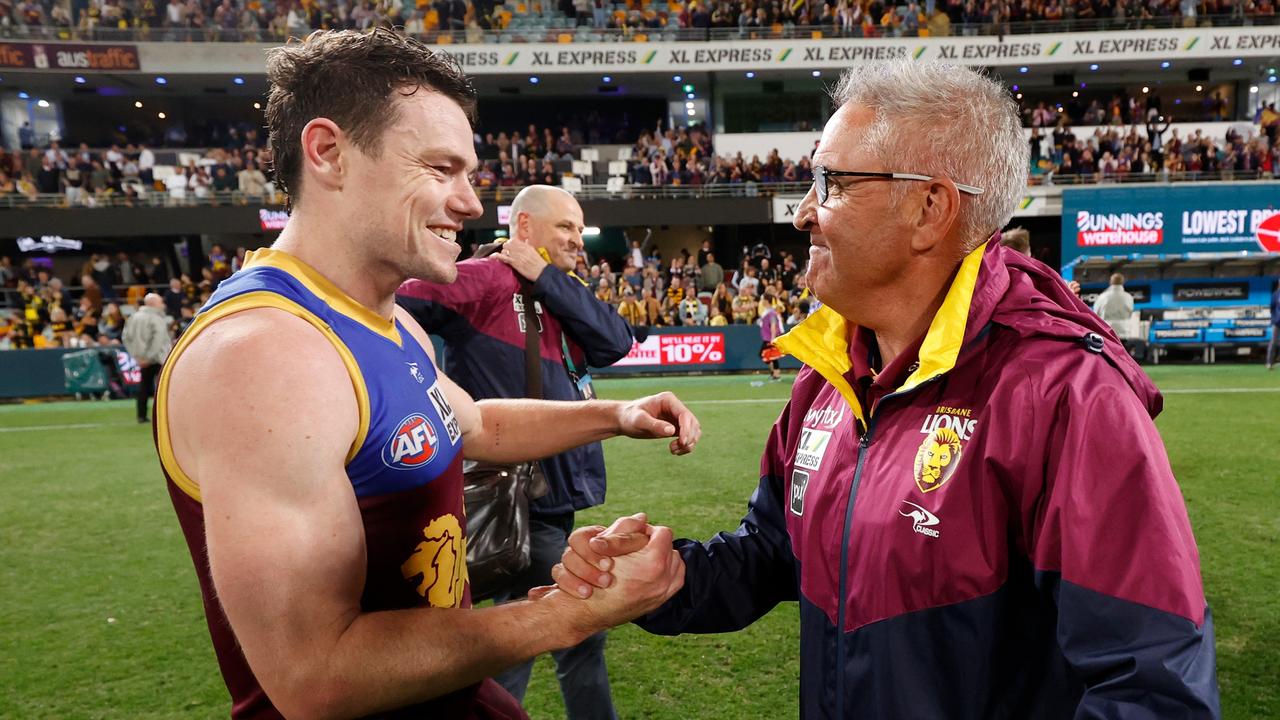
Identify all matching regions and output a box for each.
[396,261,497,342]
[636,404,798,634]
[1028,373,1220,719]
[531,265,634,368]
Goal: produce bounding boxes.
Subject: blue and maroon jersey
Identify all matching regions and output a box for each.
[397,256,634,515]
[155,248,524,720]
[638,242,1220,719]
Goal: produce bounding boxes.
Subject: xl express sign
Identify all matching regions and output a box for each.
[1061,184,1280,264]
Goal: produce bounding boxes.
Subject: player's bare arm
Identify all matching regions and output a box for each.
[164,308,661,719]
[395,305,701,458]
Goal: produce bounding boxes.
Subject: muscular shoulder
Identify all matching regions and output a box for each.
[166,307,359,471]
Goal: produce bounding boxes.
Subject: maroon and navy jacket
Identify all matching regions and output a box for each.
[638,241,1220,719]
[397,257,634,515]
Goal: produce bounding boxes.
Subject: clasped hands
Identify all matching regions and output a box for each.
[530,513,684,637]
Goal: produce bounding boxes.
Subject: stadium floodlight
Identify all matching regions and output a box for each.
[1250,86,1259,93]
[1072,91,1078,97]
[36,99,49,108]
[1016,93,1023,99]
[685,101,694,109]
[74,76,86,84]
[602,75,611,83]
[253,101,261,109]
[673,75,682,82]
[1089,63,1099,71]
[158,112,166,119]
[686,92,695,99]
[1232,58,1243,66]
[582,226,601,237]
[1142,86,1150,94]
[1195,85,1202,92]
[1018,66,1028,73]
[529,76,539,84]
[134,100,142,108]
[1160,61,1170,69]
[233,77,245,85]
[155,76,167,85]
[812,70,821,77]
[683,84,693,92]
[745,72,755,79]
[1011,84,1019,91]
[1271,75,1279,83]
[687,108,696,116]
[18,91,29,99]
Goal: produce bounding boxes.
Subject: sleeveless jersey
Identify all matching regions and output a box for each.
[154,248,524,720]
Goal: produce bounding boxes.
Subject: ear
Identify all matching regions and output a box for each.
[911,178,962,253]
[298,118,345,195]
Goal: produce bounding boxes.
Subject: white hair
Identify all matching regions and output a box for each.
[830,59,1028,250]
[508,184,576,235]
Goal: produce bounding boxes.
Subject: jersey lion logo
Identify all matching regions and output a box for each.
[400,514,469,608]
[382,414,439,470]
[914,426,963,493]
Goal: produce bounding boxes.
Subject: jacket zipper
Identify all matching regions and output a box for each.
[834,416,876,719]
[831,372,945,718]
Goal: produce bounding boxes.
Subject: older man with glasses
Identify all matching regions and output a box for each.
[549,59,1220,719]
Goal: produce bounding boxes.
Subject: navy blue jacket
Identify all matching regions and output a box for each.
[397,257,634,515]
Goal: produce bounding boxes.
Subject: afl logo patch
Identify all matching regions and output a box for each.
[383,414,440,470]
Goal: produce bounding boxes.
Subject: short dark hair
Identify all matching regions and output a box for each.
[265,27,477,204]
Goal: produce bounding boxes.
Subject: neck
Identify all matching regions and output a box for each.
[867,261,958,369]
[272,207,398,320]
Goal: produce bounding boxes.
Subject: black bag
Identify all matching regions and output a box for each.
[463,273,548,601]
[462,460,549,601]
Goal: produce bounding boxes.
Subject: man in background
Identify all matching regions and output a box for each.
[121,293,171,423]
[999,226,1031,257]
[1094,272,1135,323]
[398,184,635,719]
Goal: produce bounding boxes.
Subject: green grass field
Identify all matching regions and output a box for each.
[1,367,1277,719]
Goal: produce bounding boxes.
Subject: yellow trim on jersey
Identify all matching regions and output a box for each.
[243,248,402,346]
[899,241,986,393]
[156,291,372,503]
[774,241,987,418]
[772,304,866,426]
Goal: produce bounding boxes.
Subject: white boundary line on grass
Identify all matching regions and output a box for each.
[0,386,1275,431]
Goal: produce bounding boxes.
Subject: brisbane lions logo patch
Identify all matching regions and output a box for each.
[383,413,440,470]
[401,514,468,608]
[914,406,974,493]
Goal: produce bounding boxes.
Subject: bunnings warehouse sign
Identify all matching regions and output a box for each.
[1061,183,1280,265]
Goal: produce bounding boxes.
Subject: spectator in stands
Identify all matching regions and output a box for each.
[99,302,126,342]
[1267,280,1280,371]
[663,276,687,319]
[732,282,758,324]
[1000,227,1032,257]
[679,293,706,326]
[80,274,103,315]
[1093,272,1135,323]
[238,159,268,201]
[122,293,172,423]
[699,252,724,292]
[163,277,186,319]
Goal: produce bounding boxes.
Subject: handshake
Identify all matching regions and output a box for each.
[529,513,684,642]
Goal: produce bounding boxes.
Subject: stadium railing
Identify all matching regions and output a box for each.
[3,171,1277,210]
[2,14,1277,44]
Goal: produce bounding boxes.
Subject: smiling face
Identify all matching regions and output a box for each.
[793,103,918,323]
[339,89,483,285]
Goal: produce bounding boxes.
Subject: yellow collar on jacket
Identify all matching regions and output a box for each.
[773,241,987,425]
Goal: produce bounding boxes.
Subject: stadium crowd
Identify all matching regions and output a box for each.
[577,239,815,329]
[0,246,240,349]
[0,139,275,205]
[1,0,1276,40]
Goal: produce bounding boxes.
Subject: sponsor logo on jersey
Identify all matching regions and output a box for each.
[790,469,810,516]
[426,381,461,446]
[401,513,469,607]
[383,413,439,469]
[794,428,832,471]
[899,500,941,538]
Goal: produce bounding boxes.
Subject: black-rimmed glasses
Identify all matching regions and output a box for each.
[813,165,985,205]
